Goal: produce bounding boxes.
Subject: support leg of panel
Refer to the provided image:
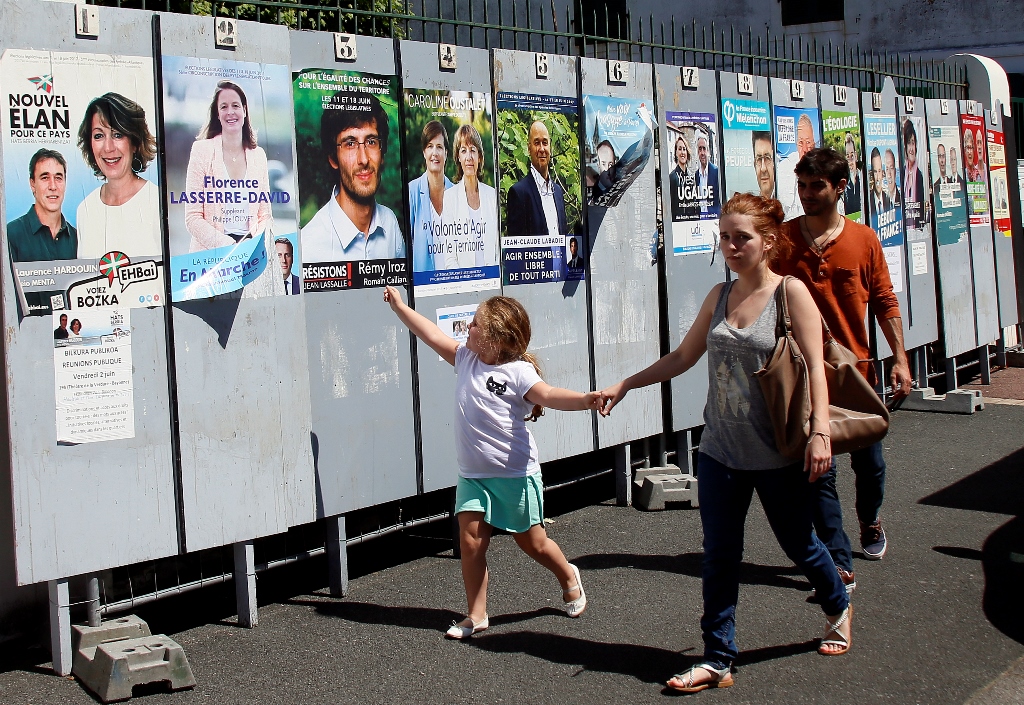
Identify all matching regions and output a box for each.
[915,347,929,389]
[675,430,691,476]
[642,438,651,469]
[85,575,101,628]
[995,333,1007,368]
[656,433,668,467]
[615,444,632,507]
[48,579,72,676]
[946,357,958,391]
[326,515,349,598]
[233,541,258,628]
[979,344,992,385]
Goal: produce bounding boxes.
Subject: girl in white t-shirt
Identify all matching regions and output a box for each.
[383,286,604,639]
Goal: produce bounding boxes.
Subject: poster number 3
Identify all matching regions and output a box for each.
[607,60,628,84]
[334,33,357,61]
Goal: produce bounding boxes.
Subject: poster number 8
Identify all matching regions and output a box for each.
[737,73,754,95]
[607,60,628,84]
[681,67,699,89]
[334,33,357,62]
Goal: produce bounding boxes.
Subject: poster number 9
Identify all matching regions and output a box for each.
[607,60,628,84]
[681,67,699,89]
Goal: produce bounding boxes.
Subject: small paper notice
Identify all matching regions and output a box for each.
[53,309,134,444]
[911,241,928,276]
[436,303,478,361]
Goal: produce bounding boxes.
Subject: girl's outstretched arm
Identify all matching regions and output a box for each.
[598,282,722,416]
[524,382,605,412]
[383,285,459,366]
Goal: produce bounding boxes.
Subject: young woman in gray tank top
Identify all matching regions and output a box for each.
[599,193,851,692]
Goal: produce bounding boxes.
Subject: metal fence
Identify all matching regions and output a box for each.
[85,0,969,99]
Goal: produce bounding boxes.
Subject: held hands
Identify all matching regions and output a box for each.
[805,432,831,482]
[596,381,628,417]
[582,390,608,411]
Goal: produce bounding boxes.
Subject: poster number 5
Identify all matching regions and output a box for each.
[681,67,699,89]
[607,60,628,84]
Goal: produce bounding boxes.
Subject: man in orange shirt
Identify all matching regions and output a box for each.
[773,148,912,592]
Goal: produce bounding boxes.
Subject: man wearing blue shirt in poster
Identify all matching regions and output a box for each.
[301,90,404,263]
[7,149,78,263]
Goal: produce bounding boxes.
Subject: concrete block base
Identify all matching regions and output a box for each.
[1005,349,1024,367]
[632,465,698,511]
[901,387,984,414]
[72,616,195,702]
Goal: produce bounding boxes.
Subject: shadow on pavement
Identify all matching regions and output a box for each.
[572,552,811,592]
[919,447,1024,644]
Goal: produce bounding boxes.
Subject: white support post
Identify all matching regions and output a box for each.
[325,515,349,598]
[48,579,72,676]
[615,444,632,506]
[233,541,258,628]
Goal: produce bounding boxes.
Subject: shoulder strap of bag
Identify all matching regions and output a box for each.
[774,275,794,339]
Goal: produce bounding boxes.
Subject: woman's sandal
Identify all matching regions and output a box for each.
[563,563,587,618]
[445,615,488,639]
[666,664,734,693]
[818,604,853,655]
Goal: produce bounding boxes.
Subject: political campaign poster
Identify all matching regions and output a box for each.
[496,92,583,285]
[773,105,820,220]
[293,67,407,292]
[986,126,1010,238]
[863,114,904,292]
[961,113,990,227]
[162,56,296,302]
[1,50,165,317]
[822,110,864,223]
[53,307,133,444]
[928,125,968,247]
[720,97,772,200]
[403,89,498,297]
[664,111,719,256]
[1018,159,1024,232]
[582,95,654,208]
[900,116,931,240]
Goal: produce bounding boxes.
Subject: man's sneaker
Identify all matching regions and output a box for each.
[807,567,856,603]
[860,519,888,560]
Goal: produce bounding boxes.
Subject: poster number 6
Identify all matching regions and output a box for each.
[607,60,628,84]
[681,67,699,89]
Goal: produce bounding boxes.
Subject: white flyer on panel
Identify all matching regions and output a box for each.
[53,308,134,444]
[436,303,478,361]
[911,241,928,276]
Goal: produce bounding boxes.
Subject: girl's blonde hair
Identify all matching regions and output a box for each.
[475,296,544,421]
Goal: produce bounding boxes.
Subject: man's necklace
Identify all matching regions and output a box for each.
[802,215,842,255]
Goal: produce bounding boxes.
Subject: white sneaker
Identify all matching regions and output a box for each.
[563,564,587,617]
[445,616,488,639]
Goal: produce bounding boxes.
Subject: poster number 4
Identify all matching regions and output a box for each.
[737,73,754,95]
[607,60,628,84]
[334,33,357,62]
[439,44,457,70]
[681,67,699,89]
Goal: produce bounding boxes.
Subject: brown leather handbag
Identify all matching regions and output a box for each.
[754,277,890,459]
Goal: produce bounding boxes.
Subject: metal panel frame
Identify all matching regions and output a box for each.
[158,13,316,552]
[983,110,1020,329]
[491,49,595,462]
[289,31,418,516]
[0,0,178,585]
[655,65,725,433]
[579,57,662,449]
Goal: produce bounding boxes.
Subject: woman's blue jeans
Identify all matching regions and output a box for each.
[697,452,849,669]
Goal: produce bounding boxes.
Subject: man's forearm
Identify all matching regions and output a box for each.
[881,316,909,364]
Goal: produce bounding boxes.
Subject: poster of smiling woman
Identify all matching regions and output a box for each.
[162,56,296,301]
[1,49,165,317]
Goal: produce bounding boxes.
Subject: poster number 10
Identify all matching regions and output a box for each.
[607,60,628,84]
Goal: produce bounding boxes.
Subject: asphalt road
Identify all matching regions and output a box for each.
[2,404,1023,704]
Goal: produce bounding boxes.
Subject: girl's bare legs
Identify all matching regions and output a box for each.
[458,512,492,623]
[513,524,580,600]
